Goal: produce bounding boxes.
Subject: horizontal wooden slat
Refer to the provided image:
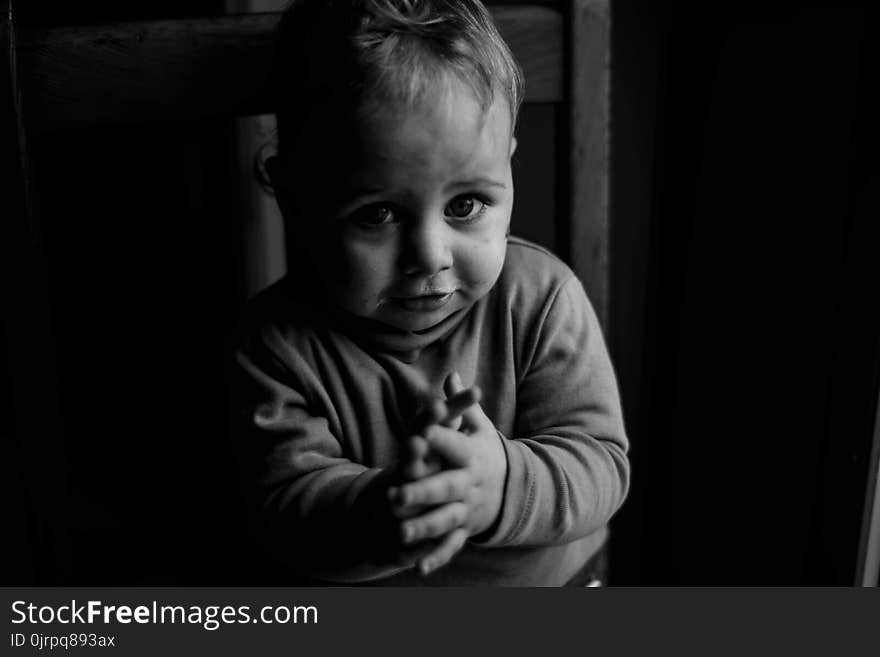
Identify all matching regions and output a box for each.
[17,6,562,134]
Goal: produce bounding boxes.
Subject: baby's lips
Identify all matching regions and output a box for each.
[391,292,454,313]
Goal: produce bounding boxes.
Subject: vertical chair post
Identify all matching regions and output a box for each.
[568,0,610,330]
[857,383,880,586]
[1,0,71,582]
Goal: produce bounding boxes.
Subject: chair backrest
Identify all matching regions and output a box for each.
[11,0,610,319]
[1,0,609,581]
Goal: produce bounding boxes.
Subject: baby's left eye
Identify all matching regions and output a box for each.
[445,196,484,220]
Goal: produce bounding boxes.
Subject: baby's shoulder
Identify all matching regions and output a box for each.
[234,276,324,354]
[496,236,576,305]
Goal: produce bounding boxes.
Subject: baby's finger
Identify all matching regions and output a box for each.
[415,398,447,432]
[389,464,439,520]
[440,386,481,427]
[424,424,473,467]
[409,434,430,460]
[458,385,487,434]
[418,527,469,576]
[400,435,437,481]
[443,371,464,398]
[401,501,468,544]
[395,468,471,507]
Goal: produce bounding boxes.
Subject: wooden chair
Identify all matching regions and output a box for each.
[1,0,609,582]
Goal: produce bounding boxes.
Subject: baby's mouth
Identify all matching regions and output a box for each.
[390,291,455,313]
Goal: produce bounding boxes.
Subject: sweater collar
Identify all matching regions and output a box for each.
[332,305,471,363]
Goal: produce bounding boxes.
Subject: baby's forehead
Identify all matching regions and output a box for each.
[355,84,510,153]
[313,65,507,130]
[365,72,511,133]
[286,77,513,193]
[369,86,487,129]
[334,102,509,196]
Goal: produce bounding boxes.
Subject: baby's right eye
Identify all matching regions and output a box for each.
[351,204,395,228]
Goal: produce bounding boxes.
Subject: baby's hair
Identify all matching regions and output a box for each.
[266,0,524,166]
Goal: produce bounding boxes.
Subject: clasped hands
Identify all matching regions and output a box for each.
[377,371,507,576]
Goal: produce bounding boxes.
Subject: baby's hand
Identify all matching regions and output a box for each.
[355,467,463,575]
[355,377,484,574]
[390,373,508,575]
[398,375,481,483]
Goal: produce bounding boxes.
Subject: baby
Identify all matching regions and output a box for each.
[232,0,629,585]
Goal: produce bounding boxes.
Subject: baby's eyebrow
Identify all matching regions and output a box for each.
[447,177,507,190]
[339,185,385,203]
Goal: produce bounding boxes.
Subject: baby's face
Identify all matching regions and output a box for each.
[301,80,515,333]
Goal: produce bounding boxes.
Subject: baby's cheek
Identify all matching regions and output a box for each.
[338,242,393,301]
[459,239,506,291]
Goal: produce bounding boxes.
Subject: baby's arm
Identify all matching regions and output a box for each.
[234,333,456,583]
[481,276,630,546]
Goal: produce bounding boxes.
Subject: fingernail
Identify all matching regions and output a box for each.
[402,524,414,543]
[420,560,432,575]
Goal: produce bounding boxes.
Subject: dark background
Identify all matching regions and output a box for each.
[608,2,879,585]
[3,0,878,584]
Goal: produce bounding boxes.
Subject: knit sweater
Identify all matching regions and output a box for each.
[232,236,629,585]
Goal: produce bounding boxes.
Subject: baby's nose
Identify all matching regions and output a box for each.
[401,220,453,276]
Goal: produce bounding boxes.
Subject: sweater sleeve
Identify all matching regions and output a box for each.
[476,276,630,547]
[232,323,407,583]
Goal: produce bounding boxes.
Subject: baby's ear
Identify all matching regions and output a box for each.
[265,155,297,220]
[265,155,281,188]
[265,156,294,205]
